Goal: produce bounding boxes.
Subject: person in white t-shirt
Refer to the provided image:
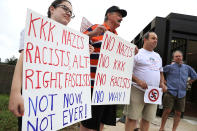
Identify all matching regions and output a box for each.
[123,32,167,131]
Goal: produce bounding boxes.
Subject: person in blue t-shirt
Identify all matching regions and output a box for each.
[159,50,197,131]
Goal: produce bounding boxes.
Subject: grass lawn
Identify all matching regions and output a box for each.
[0,94,18,131]
[0,94,124,131]
[117,105,124,118]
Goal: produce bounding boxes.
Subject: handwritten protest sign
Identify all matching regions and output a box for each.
[80,17,93,33]
[91,31,136,105]
[22,9,91,131]
[144,86,163,104]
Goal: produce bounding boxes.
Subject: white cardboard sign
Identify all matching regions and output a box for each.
[144,86,163,104]
[22,9,91,131]
[91,31,136,105]
[80,17,93,33]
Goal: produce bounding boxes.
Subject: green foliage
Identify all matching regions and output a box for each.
[5,56,18,65]
[116,105,124,118]
[0,94,18,131]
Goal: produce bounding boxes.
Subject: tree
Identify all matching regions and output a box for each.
[5,56,18,65]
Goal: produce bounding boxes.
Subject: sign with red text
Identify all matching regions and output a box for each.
[80,17,93,33]
[144,86,162,104]
[91,31,136,105]
[22,9,91,131]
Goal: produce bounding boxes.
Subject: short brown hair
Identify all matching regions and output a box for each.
[143,32,156,40]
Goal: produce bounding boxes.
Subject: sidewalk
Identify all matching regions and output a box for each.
[103,116,197,131]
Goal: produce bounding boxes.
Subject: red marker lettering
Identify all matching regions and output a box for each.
[48,22,55,42]
[25,69,34,90]
[40,19,48,40]
[34,46,41,64]
[35,70,42,89]
[26,42,33,63]
[28,13,40,37]
[42,47,47,64]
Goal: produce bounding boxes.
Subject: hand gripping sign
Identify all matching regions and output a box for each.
[22,9,91,131]
[144,86,163,104]
[91,31,136,105]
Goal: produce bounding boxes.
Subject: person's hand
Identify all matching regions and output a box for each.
[160,83,167,92]
[9,92,24,117]
[137,79,148,89]
[188,79,194,85]
[134,46,139,55]
[89,44,94,54]
[92,25,106,36]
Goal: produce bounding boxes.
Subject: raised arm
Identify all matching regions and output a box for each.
[85,25,106,38]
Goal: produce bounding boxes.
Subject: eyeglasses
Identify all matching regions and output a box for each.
[56,5,75,18]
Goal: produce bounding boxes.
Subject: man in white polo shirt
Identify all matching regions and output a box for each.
[123,32,167,131]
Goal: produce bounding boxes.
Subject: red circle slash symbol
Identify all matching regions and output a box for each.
[148,89,159,102]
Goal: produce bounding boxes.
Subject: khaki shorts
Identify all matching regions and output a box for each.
[123,86,157,122]
[163,92,186,112]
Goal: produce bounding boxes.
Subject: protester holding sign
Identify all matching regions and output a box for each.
[80,6,128,131]
[123,32,167,131]
[8,0,93,130]
[159,50,197,131]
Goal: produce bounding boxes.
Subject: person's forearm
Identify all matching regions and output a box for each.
[86,31,97,38]
[160,72,167,92]
[9,51,25,117]
[160,72,165,85]
[85,25,106,38]
[132,75,148,89]
[10,51,23,94]
[132,75,139,83]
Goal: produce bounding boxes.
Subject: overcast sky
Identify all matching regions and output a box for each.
[0,0,197,62]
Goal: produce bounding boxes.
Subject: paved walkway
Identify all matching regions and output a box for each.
[103,116,197,131]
